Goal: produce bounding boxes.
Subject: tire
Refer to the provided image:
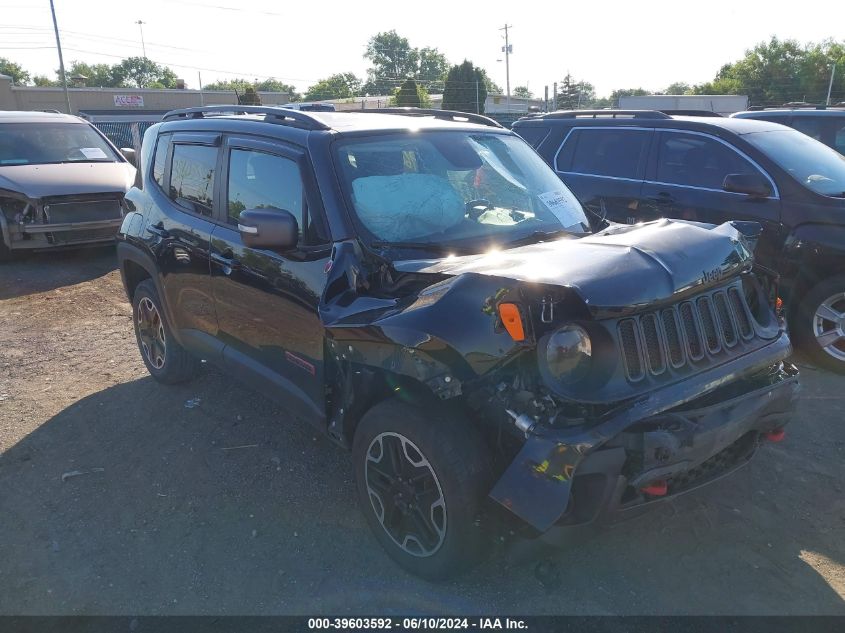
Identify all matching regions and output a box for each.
[791,274,845,374]
[132,279,201,384]
[0,228,12,263]
[352,398,492,580]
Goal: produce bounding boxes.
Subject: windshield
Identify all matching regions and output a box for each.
[743,129,845,197]
[334,131,590,252]
[0,122,119,166]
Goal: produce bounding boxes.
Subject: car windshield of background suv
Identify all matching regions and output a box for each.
[744,128,845,197]
[0,122,119,166]
[334,132,591,249]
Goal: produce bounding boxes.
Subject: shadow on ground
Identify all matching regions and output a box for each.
[0,366,843,615]
[0,246,117,300]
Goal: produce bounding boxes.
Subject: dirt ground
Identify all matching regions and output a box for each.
[0,247,843,615]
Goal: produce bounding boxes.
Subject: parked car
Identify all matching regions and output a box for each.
[117,106,798,579]
[732,106,845,155]
[514,110,845,373]
[281,102,337,112]
[0,111,136,261]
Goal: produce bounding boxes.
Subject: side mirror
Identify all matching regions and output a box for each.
[722,173,772,198]
[238,208,298,250]
[120,147,137,166]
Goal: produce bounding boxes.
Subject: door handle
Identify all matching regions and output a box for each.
[649,193,675,206]
[146,222,170,238]
[210,250,240,273]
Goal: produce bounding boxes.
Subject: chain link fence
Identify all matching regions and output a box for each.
[92,121,157,155]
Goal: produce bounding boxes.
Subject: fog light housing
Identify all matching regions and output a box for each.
[545,324,592,384]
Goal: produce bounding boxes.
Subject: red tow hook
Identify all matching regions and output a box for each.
[765,428,786,443]
[640,480,668,497]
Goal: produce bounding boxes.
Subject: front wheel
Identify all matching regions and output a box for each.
[791,274,845,374]
[132,279,201,383]
[352,398,492,580]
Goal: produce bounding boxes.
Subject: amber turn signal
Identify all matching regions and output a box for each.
[498,303,525,341]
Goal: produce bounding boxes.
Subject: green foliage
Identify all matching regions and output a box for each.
[304,72,362,101]
[512,86,533,99]
[32,75,58,87]
[442,60,488,114]
[663,82,692,95]
[692,37,845,105]
[112,57,177,89]
[391,78,431,107]
[66,61,118,87]
[363,30,448,94]
[238,86,262,105]
[555,74,595,109]
[0,58,30,85]
[203,77,300,100]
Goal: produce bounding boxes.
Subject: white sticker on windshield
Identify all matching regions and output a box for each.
[80,147,108,159]
[538,190,584,228]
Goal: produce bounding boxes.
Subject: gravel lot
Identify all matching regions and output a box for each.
[1,247,843,615]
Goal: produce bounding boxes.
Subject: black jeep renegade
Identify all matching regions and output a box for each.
[117,106,798,579]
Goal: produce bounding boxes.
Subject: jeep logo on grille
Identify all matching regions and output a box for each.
[702,267,722,284]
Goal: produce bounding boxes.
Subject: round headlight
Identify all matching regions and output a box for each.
[545,325,592,383]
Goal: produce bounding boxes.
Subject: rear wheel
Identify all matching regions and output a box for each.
[132,279,200,383]
[792,275,845,374]
[352,398,492,580]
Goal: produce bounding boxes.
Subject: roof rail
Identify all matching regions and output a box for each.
[538,109,672,120]
[161,105,330,131]
[353,107,503,128]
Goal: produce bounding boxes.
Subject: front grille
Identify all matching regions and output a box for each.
[618,282,757,382]
[44,199,121,224]
[48,227,117,244]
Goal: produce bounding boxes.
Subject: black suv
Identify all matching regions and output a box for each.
[732,106,845,155]
[118,105,798,579]
[514,111,845,373]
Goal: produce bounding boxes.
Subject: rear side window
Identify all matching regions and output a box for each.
[791,117,825,142]
[833,118,845,154]
[152,135,168,188]
[655,132,758,190]
[514,126,550,149]
[168,144,217,217]
[559,128,650,178]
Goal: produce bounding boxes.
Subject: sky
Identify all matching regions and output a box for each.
[1,0,843,97]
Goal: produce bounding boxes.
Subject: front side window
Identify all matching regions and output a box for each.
[227,148,305,237]
[790,117,825,142]
[562,128,650,178]
[0,122,119,166]
[833,118,845,155]
[334,131,589,250]
[168,144,217,216]
[744,129,845,197]
[656,132,759,190]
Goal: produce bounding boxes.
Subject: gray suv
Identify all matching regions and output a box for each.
[0,111,136,261]
[732,107,845,155]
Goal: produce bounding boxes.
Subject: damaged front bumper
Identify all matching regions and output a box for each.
[2,218,122,250]
[489,334,799,538]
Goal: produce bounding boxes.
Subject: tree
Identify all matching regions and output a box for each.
[238,86,262,105]
[393,78,433,107]
[689,37,845,106]
[304,72,362,101]
[255,78,300,100]
[556,74,595,109]
[32,75,59,87]
[0,58,30,85]
[664,81,691,95]
[65,61,118,87]
[442,60,488,114]
[362,31,449,94]
[513,86,533,99]
[112,57,177,89]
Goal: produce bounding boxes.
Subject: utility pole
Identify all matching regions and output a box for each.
[544,85,549,112]
[500,24,512,113]
[198,71,204,106]
[827,62,837,106]
[49,0,71,114]
[136,20,147,58]
[553,82,557,111]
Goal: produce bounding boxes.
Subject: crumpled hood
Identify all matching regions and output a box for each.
[393,219,753,310]
[0,162,135,199]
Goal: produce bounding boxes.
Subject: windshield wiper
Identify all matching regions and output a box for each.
[370,240,466,254]
[504,228,573,247]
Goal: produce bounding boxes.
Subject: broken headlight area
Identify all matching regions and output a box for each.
[0,196,36,224]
